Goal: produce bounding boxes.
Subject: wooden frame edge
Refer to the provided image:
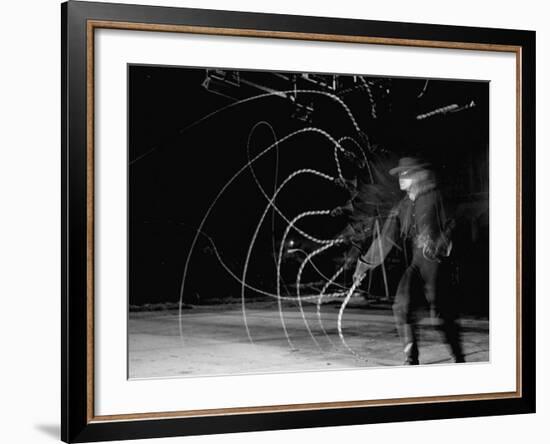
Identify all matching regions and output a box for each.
[86,18,95,424]
[89,391,520,423]
[89,19,521,52]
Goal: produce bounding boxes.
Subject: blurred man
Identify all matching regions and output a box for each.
[353,157,464,365]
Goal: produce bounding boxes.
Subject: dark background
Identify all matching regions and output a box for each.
[129,64,489,315]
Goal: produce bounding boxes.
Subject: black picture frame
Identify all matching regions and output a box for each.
[61,1,536,442]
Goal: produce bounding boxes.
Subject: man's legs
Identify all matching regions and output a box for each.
[439,316,465,363]
[393,265,419,365]
[421,259,465,363]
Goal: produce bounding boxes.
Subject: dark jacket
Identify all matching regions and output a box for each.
[360,181,451,266]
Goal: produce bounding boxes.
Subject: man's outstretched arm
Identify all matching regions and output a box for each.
[353,210,399,283]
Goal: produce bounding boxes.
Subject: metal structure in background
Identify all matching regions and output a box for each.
[202,69,392,124]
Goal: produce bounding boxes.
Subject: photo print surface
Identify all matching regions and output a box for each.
[128,64,489,379]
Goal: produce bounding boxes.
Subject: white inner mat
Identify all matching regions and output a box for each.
[95,28,517,416]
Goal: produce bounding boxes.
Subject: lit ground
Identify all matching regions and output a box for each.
[128,300,489,379]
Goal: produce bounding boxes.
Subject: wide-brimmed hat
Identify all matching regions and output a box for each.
[389,157,430,176]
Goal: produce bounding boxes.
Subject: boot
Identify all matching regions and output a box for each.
[442,320,465,363]
[399,323,419,365]
[403,342,419,365]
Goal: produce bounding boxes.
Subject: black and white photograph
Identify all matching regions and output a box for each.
[128,65,489,379]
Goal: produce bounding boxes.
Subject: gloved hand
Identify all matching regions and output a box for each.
[333,177,348,189]
[342,150,357,162]
[423,241,437,260]
[330,206,344,217]
[353,259,370,284]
